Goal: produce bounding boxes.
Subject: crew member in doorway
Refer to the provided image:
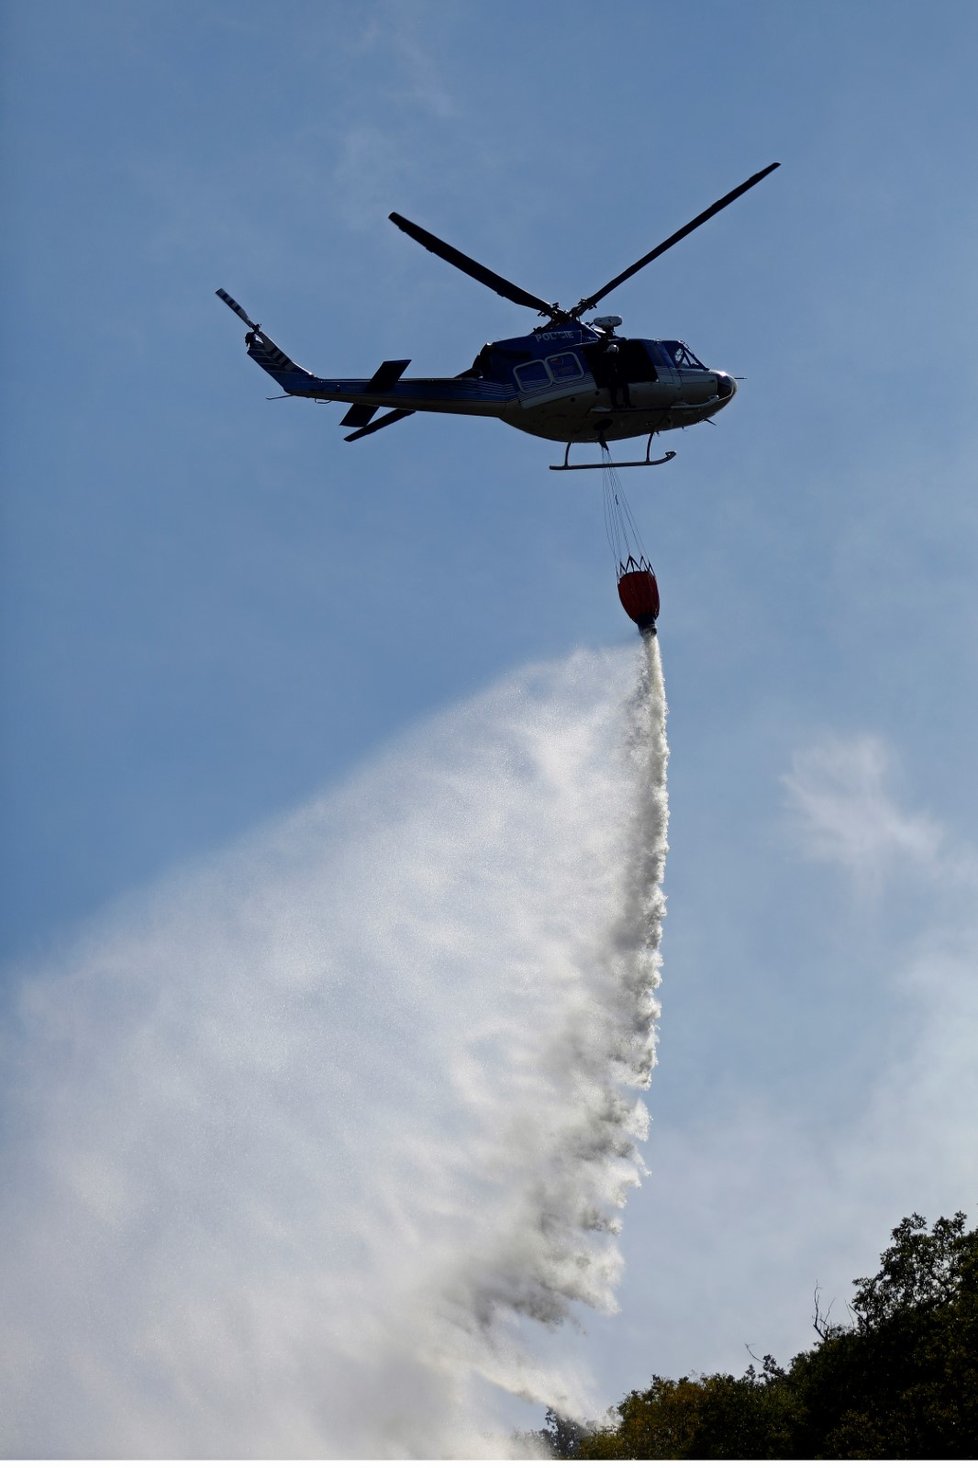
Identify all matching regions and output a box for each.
[605,341,631,409]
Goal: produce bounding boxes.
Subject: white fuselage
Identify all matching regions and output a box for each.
[502,366,736,443]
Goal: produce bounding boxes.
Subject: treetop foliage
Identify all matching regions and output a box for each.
[536,1210,977,1459]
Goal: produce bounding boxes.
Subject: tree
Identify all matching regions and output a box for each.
[544,1212,977,1459]
[851,1210,971,1327]
[539,1410,587,1459]
[574,1365,799,1460]
[788,1211,978,1457]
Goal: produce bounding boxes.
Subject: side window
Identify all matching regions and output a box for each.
[546,352,583,381]
[515,360,550,390]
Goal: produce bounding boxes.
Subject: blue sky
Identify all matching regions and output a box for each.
[3,0,976,952]
[3,0,978,1454]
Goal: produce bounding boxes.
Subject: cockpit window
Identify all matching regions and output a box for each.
[661,339,707,370]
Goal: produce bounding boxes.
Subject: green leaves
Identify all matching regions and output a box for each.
[851,1210,970,1326]
[547,1211,977,1459]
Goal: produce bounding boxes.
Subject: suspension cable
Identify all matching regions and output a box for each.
[601,448,651,574]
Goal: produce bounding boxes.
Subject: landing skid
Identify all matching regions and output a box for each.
[550,436,677,472]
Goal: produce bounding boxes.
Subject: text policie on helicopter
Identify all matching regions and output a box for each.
[217,162,779,472]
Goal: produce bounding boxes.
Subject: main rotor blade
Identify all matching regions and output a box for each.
[389,212,556,317]
[571,161,780,318]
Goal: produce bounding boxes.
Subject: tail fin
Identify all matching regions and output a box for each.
[216,288,317,395]
[245,331,311,390]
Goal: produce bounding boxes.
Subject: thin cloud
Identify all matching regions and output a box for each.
[782,733,942,891]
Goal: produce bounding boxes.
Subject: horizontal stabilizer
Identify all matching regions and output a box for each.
[339,404,379,430]
[344,407,415,442]
[339,359,411,429]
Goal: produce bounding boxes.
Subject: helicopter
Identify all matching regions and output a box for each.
[217,162,779,471]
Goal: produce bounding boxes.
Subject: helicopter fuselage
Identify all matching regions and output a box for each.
[219,161,776,464]
[481,324,736,444]
[240,318,736,448]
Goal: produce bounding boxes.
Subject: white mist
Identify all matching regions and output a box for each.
[1,641,668,1458]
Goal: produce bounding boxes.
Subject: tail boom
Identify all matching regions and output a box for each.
[217,287,516,421]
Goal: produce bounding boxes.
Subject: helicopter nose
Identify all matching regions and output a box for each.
[715,372,737,402]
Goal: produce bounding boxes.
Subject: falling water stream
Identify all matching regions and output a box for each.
[1,641,668,1457]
